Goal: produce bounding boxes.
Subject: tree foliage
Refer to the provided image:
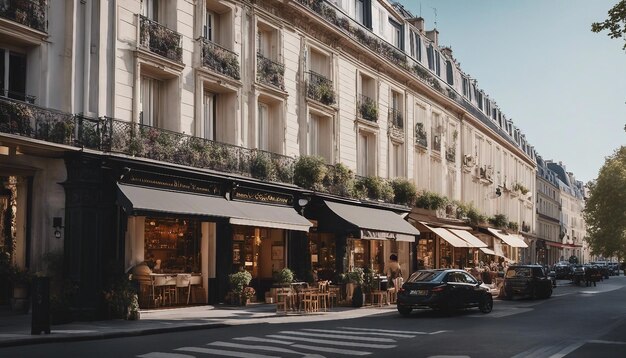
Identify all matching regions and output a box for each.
[591,0,626,50]
[583,147,626,259]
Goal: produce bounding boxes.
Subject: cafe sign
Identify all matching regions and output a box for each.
[123,172,221,196]
[233,187,293,206]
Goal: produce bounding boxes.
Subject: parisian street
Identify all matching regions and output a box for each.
[2,276,625,358]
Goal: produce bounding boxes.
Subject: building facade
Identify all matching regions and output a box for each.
[0,0,588,318]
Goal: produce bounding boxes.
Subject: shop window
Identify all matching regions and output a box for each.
[144,217,201,273]
[350,239,385,274]
[417,236,434,269]
[232,226,284,280]
[309,233,336,280]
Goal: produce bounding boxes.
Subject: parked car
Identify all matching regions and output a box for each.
[552,261,572,280]
[570,264,586,285]
[608,262,620,276]
[590,261,611,279]
[396,269,493,317]
[502,265,553,299]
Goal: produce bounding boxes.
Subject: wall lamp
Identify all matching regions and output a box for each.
[53,217,64,239]
[298,197,310,215]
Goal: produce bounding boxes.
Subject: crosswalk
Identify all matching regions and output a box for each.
[137,326,448,357]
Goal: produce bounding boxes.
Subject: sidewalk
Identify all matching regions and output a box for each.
[0,302,398,348]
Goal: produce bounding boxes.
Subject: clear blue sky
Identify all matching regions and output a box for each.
[402,0,626,183]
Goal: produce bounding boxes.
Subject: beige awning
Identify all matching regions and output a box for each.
[487,228,529,248]
[480,247,497,255]
[448,229,488,248]
[420,222,469,247]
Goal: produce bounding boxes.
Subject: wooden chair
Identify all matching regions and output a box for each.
[302,290,319,313]
[371,290,388,307]
[153,275,174,306]
[328,285,341,308]
[275,287,294,313]
[316,281,330,311]
[175,274,192,305]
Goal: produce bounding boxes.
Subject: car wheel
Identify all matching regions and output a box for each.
[545,287,552,299]
[397,306,412,317]
[479,295,493,313]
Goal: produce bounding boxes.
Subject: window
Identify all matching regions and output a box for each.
[431,113,441,152]
[256,23,278,60]
[309,113,333,163]
[434,50,441,76]
[142,0,159,21]
[204,9,215,41]
[358,131,376,176]
[427,45,434,71]
[409,31,422,61]
[389,141,403,178]
[462,76,469,97]
[258,102,269,151]
[203,92,216,140]
[140,76,162,127]
[446,61,454,85]
[389,18,403,48]
[0,49,27,102]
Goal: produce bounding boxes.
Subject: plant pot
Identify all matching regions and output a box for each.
[12,285,29,299]
[351,286,364,307]
[127,310,140,321]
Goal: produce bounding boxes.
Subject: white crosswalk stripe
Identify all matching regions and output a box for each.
[277,330,396,342]
[266,334,396,349]
[176,346,279,358]
[302,328,416,338]
[138,326,446,357]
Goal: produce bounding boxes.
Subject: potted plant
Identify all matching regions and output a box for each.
[9,265,33,313]
[103,274,140,320]
[272,267,294,287]
[228,270,252,306]
[343,268,364,306]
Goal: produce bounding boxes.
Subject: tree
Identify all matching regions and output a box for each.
[583,147,626,260]
[591,0,626,51]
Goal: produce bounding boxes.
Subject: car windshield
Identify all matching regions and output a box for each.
[506,267,531,278]
[407,270,444,283]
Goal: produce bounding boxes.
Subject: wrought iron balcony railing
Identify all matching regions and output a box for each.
[0,97,295,184]
[389,108,403,129]
[138,15,183,63]
[0,97,74,145]
[1,90,36,104]
[306,71,335,105]
[415,123,427,147]
[358,94,378,122]
[0,0,47,32]
[257,53,285,90]
[200,39,240,80]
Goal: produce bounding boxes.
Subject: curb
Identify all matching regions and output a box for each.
[0,322,230,348]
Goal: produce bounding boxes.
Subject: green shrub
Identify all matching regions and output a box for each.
[229,271,252,296]
[293,155,327,190]
[250,152,275,181]
[324,163,354,196]
[354,176,393,202]
[507,221,519,231]
[272,268,294,286]
[488,214,508,229]
[391,178,417,205]
[414,191,448,210]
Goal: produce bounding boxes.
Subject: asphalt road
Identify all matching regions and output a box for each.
[2,277,625,358]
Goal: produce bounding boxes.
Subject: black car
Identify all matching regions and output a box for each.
[396,269,493,316]
[502,265,553,299]
[552,261,572,280]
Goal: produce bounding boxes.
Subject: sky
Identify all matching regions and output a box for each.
[401,0,626,184]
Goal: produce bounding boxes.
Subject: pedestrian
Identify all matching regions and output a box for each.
[386,254,403,288]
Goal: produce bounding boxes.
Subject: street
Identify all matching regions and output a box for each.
[2,277,625,358]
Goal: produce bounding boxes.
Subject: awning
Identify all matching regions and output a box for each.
[487,228,529,248]
[420,222,469,247]
[448,229,488,248]
[480,247,497,255]
[546,241,568,248]
[324,201,420,241]
[229,200,313,232]
[117,184,312,232]
[117,183,240,218]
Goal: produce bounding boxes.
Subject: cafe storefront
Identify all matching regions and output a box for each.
[302,196,420,281]
[117,169,312,308]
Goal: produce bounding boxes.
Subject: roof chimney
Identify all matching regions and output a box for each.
[425,29,439,47]
[409,17,425,32]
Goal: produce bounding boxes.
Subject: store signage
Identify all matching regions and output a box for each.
[124,173,221,196]
[233,187,293,206]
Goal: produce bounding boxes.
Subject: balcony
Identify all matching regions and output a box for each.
[1,90,36,104]
[0,96,295,184]
[295,0,407,69]
[200,39,240,80]
[357,94,377,122]
[389,108,403,129]
[257,53,285,90]
[415,123,427,148]
[0,0,47,33]
[138,15,183,63]
[306,71,335,106]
